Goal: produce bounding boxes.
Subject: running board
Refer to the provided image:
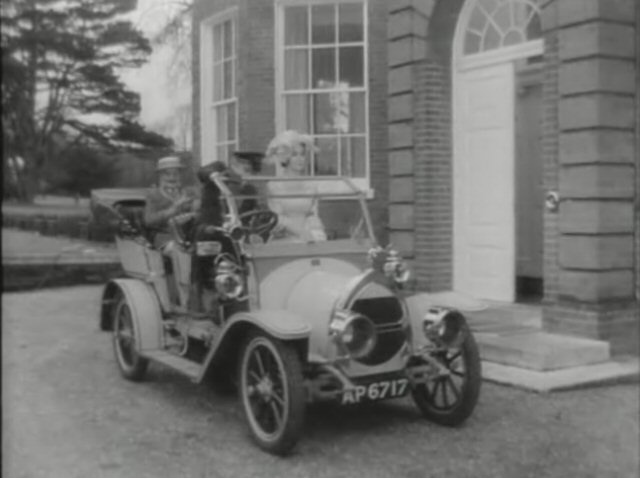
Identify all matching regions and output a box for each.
[142,350,202,381]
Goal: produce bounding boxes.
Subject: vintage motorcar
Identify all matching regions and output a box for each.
[98,173,481,455]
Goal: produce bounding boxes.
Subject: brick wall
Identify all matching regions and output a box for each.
[540,2,560,304]
[238,0,276,153]
[542,0,639,355]
[387,0,465,291]
[368,0,391,244]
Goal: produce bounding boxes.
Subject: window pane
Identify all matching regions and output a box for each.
[213,24,223,61]
[311,4,335,44]
[223,20,233,59]
[341,136,366,177]
[216,105,228,143]
[478,0,499,15]
[468,5,486,33]
[349,92,365,133]
[315,137,339,175]
[338,46,363,86]
[285,94,310,132]
[339,3,363,42]
[493,4,511,33]
[284,49,309,89]
[217,145,228,164]
[223,59,233,98]
[503,29,524,46]
[285,6,308,45]
[464,31,482,54]
[312,47,335,88]
[227,143,236,160]
[227,103,236,141]
[313,93,349,134]
[526,13,542,40]
[482,22,501,51]
[213,64,223,100]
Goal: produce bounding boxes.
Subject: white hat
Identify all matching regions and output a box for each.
[156,156,184,171]
[265,130,316,163]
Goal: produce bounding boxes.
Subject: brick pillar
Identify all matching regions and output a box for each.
[543,0,640,355]
[387,1,430,263]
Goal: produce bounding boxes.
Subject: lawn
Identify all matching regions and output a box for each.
[2,195,90,217]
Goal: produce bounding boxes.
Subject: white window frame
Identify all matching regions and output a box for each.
[274,0,371,193]
[454,0,544,72]
[200,8,239,166]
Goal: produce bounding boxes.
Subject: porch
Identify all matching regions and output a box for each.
[420,293,640,392]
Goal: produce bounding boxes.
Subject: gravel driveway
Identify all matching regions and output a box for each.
[3,285,639,478]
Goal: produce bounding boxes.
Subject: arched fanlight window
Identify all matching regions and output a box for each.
[463,0,543,55]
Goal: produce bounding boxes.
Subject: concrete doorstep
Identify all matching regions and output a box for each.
[472,320,639,392]
[406,292,640,392]
[481,356,640,393]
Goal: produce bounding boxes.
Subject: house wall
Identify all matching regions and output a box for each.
[541,0,639,355]
[387,0,639,355]
[192,0,389,243]
[192,0,639,354]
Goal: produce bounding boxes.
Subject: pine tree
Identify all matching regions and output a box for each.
[1,0,172,201]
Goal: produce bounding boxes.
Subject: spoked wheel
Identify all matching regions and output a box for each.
[411,329,481,426]
[112,296,149,381]
[238,332,305,455]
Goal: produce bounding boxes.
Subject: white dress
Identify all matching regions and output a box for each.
[267,181,327,242]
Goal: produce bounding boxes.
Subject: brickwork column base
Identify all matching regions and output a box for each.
[543,302,640,356]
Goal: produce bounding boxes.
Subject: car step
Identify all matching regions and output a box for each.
[143,350,202,381]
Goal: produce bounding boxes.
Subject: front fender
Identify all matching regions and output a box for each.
[226,310,312,340]
[197,310,311,384]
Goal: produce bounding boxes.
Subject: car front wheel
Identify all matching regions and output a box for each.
[112,296,149,381]
[411,328,481,426]
[238,332,305,455]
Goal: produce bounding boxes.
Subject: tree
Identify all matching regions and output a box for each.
[136,0,193,150]
[139,0,192,93]
[1,0,173,201]
[44,145,118,198]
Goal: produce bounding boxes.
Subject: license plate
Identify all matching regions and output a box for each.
[341,378,410,405]
[196,241,222,256]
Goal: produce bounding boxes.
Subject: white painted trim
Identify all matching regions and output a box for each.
[457,39,544,71]
[199,7,239,166]
[453,0,544,65]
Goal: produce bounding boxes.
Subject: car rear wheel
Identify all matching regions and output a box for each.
[411,328,481,426]
[238,332,305,455]
[113,296,149,381]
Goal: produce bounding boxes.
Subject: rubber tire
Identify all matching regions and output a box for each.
[112,296,149,382]
[411,327,481,426]
[238,332,306,456]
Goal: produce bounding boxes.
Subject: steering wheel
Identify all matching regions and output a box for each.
[238,209,278,236]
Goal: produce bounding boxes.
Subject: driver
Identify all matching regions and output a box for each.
[144,156,199,250]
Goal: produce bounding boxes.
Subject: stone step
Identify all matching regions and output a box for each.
[481,357,640,392]
[475,331,610,371]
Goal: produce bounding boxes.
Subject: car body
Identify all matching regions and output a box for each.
[99,174,481,455]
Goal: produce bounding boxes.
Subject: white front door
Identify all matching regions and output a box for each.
[454,62,515,302]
